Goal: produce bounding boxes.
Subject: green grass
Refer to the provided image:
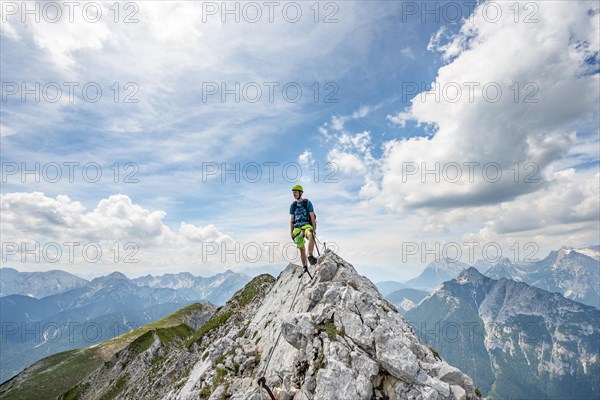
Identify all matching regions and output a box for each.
[312,320,343,341]
[98,374,128,400]
[229,275,275,308]
[186,310,234,349]
[156,324,194,346]
[314,348,326,370]
[0,348,103,400]
[103,302,210,349]
[61,381,90,400]
[129,330,155,355]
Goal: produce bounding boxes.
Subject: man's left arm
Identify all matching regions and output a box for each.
[308,201,316,233]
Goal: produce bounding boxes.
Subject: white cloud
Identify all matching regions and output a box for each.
[1,1,394,166]
[28,10,113,70]
[178,222,232,244]
[0,192,235,274]
[298,150,313,165]
[368,1,599,211]
[327,148,367,174]
[386,109,412,127]
[457,169,600,261]
[315,1,599,267]
[329,105,379,132]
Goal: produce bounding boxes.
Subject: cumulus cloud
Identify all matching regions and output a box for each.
[366,1,599,211]
[0,192,233,274]
[326,131,377,175]
[178,222,232,244]
[298,150,313,165]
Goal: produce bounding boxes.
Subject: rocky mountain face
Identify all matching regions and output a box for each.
[524,246,599,307]
[483,246,599,308]
[405,268,600,399]
[1,250,480,400]
[0,268,88,298]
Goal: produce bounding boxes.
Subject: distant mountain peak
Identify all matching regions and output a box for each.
[457,266,485,284]
[101,271,129,280]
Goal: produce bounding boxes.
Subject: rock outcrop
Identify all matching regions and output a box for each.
[173,250,478,399]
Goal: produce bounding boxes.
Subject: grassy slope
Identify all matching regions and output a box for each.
[0,302,212,400]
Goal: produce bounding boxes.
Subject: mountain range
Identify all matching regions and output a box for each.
[484,246,600,308]
[405,267,600,399]
[1,250,480,400]
[381,245,599,309]
[1,245,597,399]
[0,268,250,384]
[0,268,88,298]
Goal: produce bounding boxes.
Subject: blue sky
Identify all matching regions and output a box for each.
[1,1,599,282]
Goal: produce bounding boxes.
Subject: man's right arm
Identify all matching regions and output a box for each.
[290,214,295,239]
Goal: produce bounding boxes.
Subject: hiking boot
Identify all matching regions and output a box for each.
[308,255,318,265]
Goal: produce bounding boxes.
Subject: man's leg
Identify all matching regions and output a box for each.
[306,228,317,265]
[299,245,307,267]
[293,227,306,266]
[307,230,315,256]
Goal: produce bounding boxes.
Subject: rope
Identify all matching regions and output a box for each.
[259,380,264,400]
[311,230,326,256]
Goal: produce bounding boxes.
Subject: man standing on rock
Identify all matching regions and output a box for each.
[290,185,318,270]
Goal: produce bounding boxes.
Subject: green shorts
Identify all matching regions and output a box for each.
[293,224,314,248]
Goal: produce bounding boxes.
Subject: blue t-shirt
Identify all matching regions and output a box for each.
[290,199,314,227]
